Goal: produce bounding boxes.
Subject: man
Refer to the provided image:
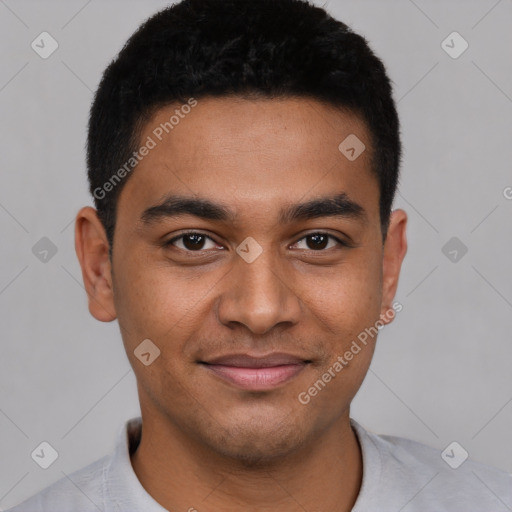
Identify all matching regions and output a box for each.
[7,0,511,510]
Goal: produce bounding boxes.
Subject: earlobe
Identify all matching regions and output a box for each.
[379,209,407,325]
[74,206,117,322]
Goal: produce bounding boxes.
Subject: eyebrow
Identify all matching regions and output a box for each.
[139,192,367,226]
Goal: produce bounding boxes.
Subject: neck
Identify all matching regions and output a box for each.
[130,411,363,512]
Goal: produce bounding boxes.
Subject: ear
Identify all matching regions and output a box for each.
[74,206,117,322]
[379,209,407,325]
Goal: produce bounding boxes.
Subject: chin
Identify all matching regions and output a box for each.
[204,417,309,468]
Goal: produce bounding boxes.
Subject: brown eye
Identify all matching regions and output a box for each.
[165,232,220,251]
[306,234,328,250]
[182,233,206,250]
[292,233,346,251]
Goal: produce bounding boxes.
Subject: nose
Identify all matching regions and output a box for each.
[216,248,302,335]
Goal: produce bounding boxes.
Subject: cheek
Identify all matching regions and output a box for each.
[112,254,192,343]
[112,251,224,372]
[301,250,383,336]
[112,260,205,393]
[297,258,382,406]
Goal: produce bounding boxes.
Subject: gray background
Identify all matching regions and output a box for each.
[1,0,511,509]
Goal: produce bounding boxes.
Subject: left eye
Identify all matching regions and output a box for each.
[292,233,345,251]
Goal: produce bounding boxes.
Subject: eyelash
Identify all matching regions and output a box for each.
[163,231,349,252]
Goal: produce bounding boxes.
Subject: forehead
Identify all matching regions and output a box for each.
[117,96,379,226]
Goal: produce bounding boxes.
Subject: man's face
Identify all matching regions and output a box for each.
[77,97,406,463]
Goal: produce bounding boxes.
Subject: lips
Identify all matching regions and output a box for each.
[200,353,310,391]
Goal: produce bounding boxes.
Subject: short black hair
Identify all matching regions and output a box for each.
[87,0,401,258]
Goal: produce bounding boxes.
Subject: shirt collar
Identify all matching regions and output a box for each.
[104,416,168,512]
[350,417,383,511]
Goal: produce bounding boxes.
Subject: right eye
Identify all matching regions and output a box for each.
[164,231,224,252]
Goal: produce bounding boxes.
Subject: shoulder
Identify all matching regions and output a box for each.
[4,455,110,512]
[351,419,512,511]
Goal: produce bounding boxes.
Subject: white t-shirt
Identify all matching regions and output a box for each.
[6,416,512,511]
